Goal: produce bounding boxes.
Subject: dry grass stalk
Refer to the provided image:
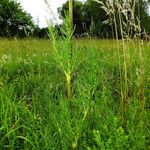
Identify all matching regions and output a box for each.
[95,0,148,122]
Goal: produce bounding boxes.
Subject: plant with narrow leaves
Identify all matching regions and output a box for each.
[47,15,80,101]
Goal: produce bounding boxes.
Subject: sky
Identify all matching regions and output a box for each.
[18,0,85,28]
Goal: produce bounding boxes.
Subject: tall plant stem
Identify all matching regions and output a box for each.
[67,0,73,101]
[117,1,128,102]
[66,71,72,100]
[69,0,73,33]
[112,0,124,120]
[138,40,145,123]
[69,0,73,60]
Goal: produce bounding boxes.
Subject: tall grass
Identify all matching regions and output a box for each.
[0,38,149,149]
[95,0,150,123]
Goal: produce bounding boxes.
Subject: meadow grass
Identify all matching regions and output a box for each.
[0,38,150,149]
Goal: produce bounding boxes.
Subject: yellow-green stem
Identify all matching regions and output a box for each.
[68,0,73,101]
[69,0,73,60]
[66,72,72,100]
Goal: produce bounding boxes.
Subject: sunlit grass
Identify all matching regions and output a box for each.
[0,38,150,149]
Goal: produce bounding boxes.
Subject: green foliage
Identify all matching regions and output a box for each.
[0,0,34,37]
[83,0,112,37]
[47,14,82,100]
[58,0,111,38]
[137,0,150,33]
[58,0,150,38]
[0,38,150,149]
[58,0,85,36]
[47,15,80,75]
[33,27,49,38]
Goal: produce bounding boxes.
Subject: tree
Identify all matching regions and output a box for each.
[137,0,150,33]
[0,0,34,37]
[58,0,112,38]
[33,26,49,38]
[58,0,85,36]
[58,0,150,38]
[83,0,112,37]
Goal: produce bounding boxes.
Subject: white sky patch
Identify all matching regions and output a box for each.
[18,0,85,28]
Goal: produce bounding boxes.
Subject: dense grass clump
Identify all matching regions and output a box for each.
[0,38,150,149]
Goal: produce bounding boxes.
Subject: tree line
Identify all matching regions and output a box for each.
[59,0,150,38]
[0,0,150,38]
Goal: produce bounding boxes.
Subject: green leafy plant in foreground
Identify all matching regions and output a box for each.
[47,15,80,102]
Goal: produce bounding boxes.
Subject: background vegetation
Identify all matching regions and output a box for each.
[58,0,150,38]
[0,0,34,37]
[0,0,150,38]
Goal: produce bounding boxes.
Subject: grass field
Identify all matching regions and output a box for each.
[0,38,150,149]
